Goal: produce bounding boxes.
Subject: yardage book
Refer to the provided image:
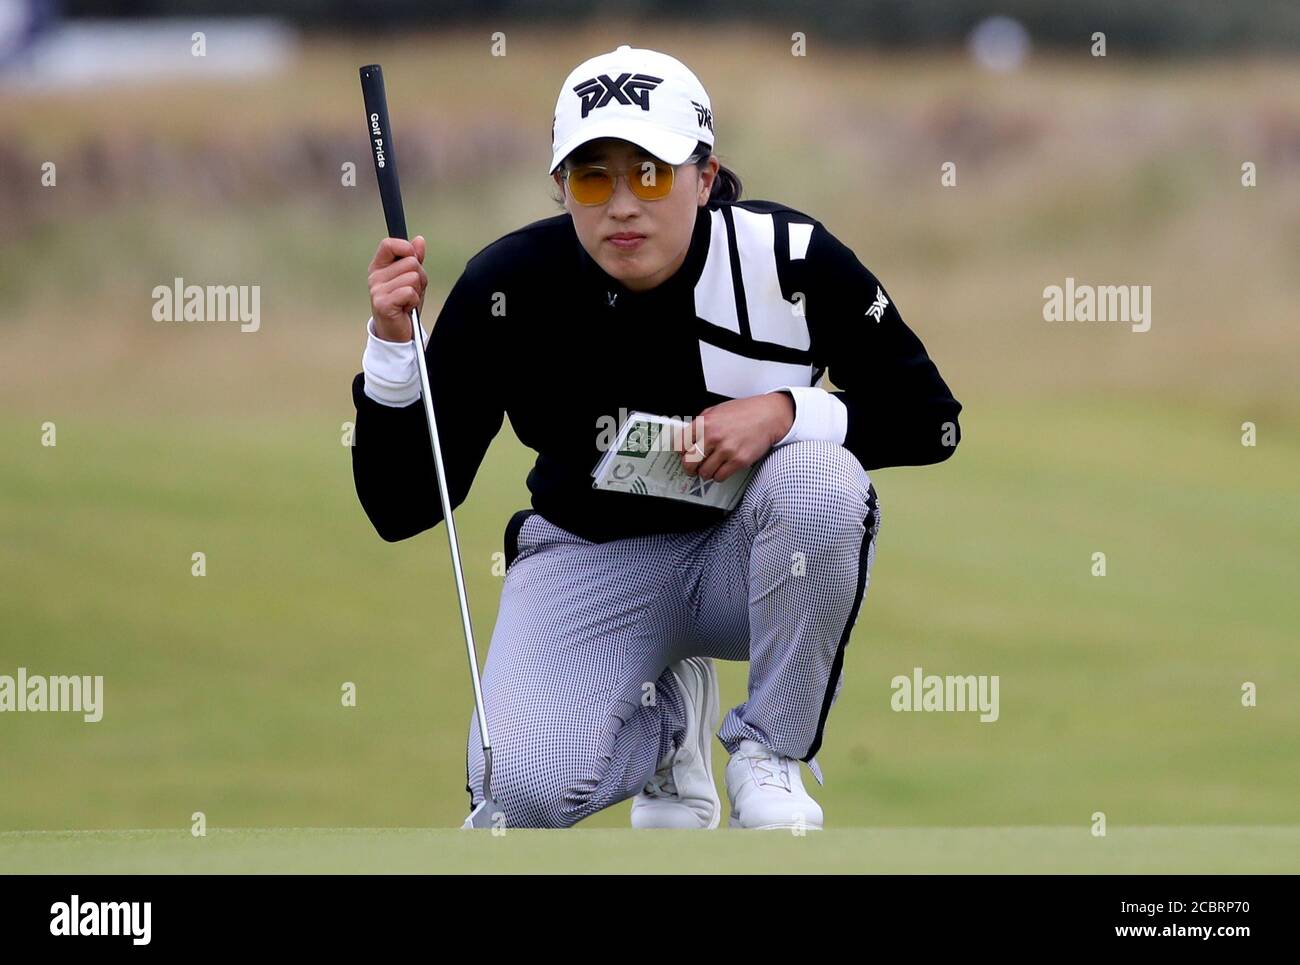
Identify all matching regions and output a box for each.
[591,412,754,511]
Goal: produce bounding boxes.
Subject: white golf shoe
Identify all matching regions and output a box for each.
[630,656,721,829]
[725,739,824,830]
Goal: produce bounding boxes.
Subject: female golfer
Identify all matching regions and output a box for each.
[351,45,961,830]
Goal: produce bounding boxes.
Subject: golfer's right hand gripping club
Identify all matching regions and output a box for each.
[358,64,504,831]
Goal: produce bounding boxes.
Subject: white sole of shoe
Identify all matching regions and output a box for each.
[727,814,824,831]
[693,660,722,829]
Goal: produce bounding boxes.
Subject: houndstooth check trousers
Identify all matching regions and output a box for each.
[465,439,881,828]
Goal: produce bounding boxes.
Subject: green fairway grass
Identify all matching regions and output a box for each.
[2,826,1295,874]
[1,399,1295,834]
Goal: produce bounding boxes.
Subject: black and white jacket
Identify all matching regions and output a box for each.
[350,198,962,544]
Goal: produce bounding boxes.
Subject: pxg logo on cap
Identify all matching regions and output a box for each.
[549,44,715,175]
[574,72,664,118]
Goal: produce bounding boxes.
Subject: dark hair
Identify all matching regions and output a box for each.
[549,139,743,207]
[696,141,744,205]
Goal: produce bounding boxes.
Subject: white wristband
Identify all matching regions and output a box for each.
[361,316,422,407]
[772,385,848,447]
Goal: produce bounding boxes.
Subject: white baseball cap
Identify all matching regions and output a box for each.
[549,44,715,175]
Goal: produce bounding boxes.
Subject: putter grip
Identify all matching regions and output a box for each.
[359,64,409,241]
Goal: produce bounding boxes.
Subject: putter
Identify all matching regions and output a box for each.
[359,64,504,830]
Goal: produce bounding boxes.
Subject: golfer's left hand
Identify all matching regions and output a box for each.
[679,392,795,482]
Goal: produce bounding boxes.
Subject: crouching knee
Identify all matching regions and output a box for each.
[751,440,873,537]
[488,753,613,830]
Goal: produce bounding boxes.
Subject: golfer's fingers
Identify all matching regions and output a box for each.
[712,457,748,483]
[373,269,427,299]
[372,279,422,315]
[668,421,689,456]
[696,445,731,481]
[384,286,421,314]
[368,237,417,272]
[413,235,425,264]
[681,414,710,454]
[370,256,426,286]
[677,419,703,475]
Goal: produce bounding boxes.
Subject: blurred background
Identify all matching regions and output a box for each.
[1,0,1297,835]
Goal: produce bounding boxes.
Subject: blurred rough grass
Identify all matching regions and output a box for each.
[3,31,1297,412]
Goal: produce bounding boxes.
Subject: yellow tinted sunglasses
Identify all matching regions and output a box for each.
[562,154,702,205]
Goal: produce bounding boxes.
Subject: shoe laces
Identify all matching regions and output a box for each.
[642,770,678,799]
[743,744,792,792]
